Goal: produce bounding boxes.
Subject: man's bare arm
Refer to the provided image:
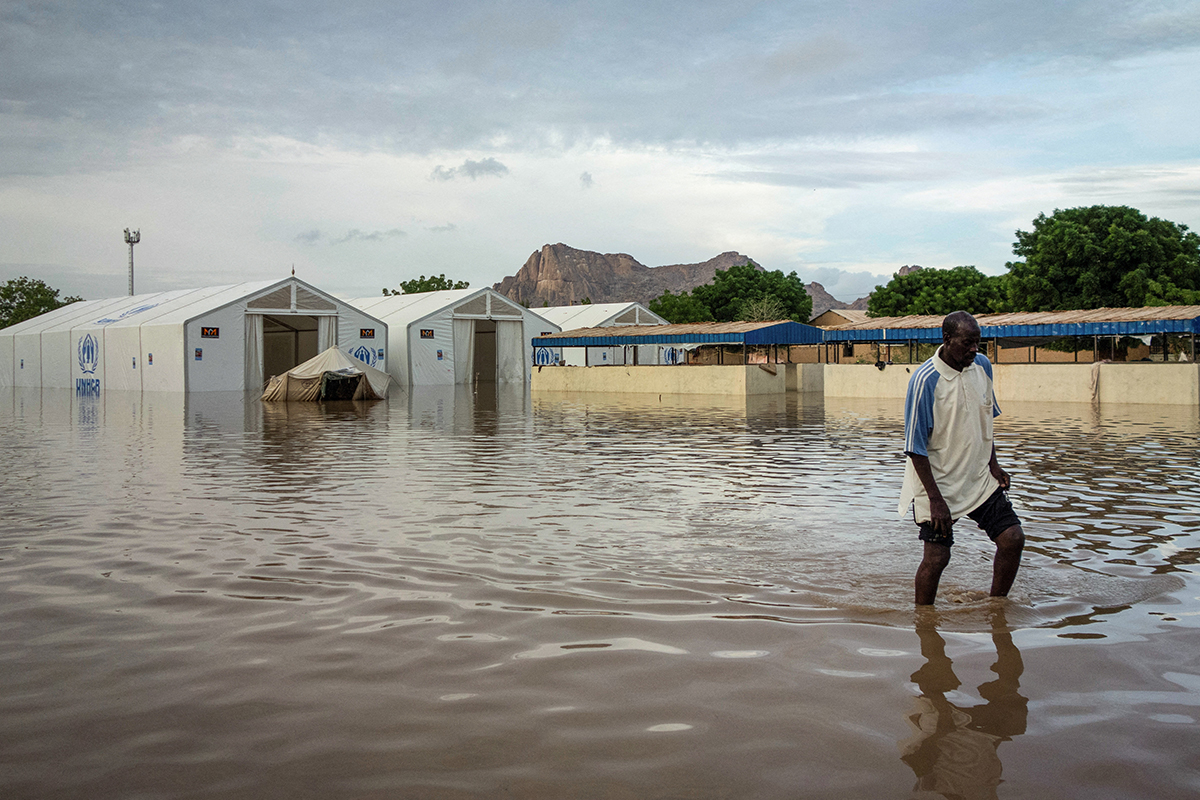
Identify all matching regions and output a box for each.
[988,444,1011,490]
[909,453,952,534]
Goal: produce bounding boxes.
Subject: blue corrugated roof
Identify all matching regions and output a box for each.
[533,319,824,347]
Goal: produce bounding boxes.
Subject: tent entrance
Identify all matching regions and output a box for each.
[473,319,497,383]
[263,315,319,379]
[449,314,524,385]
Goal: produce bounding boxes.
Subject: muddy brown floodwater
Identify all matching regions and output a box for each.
[2,386,1199,799]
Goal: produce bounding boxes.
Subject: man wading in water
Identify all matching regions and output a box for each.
[900,311,1025,605]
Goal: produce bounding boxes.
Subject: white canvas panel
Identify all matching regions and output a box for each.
[496,320,524,383]
[142,324,187,392]
[559,346,585,366]
[636,345,658,365]
[337,308,388,373]
[105,326,144,392]
[409,313,455,385]
[453,319,474,384]
[185,305,247,392]
[0,334,12,388]
[39,329,74,388]
[12,332,42,388]
[586,346,625,366]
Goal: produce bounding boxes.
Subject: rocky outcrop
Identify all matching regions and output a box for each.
[493,242,872,312]
[493,244,755,307]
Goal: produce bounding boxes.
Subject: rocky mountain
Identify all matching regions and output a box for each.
[493,242,871,312]
[806,281,872,317]
[494,244,755,308]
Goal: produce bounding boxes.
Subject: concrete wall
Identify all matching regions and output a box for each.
[532,364,787,395]
[823,364,914,398]
[824,362,1200,406]
[786,363,825,394]
[532,360,1200,405]
[1094,363,1199,406]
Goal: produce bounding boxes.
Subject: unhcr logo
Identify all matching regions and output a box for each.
[77,334,99,374]
[350,345,378,367]
[76,333,101,396]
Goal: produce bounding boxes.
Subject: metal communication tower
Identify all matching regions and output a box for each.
[124,228,140,296]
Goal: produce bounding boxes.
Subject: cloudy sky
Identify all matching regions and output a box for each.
[2,1,1198,303]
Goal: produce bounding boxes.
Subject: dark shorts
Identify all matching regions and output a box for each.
[917,488,1021,547]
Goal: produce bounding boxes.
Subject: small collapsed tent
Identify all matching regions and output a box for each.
[262,346,392,401]
[0,278,387,393]
[535,302,668,366]
[348,288,559,388]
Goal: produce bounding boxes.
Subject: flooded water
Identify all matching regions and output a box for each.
[2,386,1199,799]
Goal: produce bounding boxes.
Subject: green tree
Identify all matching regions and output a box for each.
[692,262,813,323]
[1005,205,1200,310]
[383,274,470,295]
[0,277,83,329]
[649,289,715,323]
[739,294,789,322]
[868,266,1007,317]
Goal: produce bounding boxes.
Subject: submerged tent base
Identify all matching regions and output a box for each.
[261,346,392,402]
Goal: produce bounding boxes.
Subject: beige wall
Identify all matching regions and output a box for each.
[532,361,1200,405]
[824,362,1200,406]
[532,364,787,395]
[1094,363,1199,406]
[786,363,825,394]
[823,364,914,398]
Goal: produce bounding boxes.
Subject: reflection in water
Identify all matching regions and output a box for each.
[3,388,1200,798]
[900,605,1028,799]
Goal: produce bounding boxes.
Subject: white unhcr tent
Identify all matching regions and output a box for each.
[0,278,388,393]
[262,346,392,401]
[348,288,559,388]
[535,302,668,366]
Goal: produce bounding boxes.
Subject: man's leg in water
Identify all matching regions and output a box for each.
[990,525,1024,597]
[916,541,951,605]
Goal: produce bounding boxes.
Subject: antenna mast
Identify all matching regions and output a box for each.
[123,228,141,296]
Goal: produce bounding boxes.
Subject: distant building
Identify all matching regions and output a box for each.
[810,308,870,328]
[535,302,667,366]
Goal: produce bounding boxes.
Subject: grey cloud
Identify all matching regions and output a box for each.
[1,0,1197,168]
[431,158,510,181]
[331,228,407,244]
[580,171,594,188]
[295,229,322,245]
[428,223,458,233]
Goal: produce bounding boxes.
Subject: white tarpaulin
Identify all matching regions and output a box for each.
[261,346,392,401]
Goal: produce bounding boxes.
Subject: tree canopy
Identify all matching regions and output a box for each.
[0,277,83,329]
[1005,205,1200,310]
[651,262,811,324]
[648,289,714,323]
[867,265,1006,317]
[383,274,469,295]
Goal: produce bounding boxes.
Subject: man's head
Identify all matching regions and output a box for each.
[940,311,981,371]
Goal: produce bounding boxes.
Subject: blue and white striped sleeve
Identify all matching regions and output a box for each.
[904,362,938,456]
[976,353,1001,417]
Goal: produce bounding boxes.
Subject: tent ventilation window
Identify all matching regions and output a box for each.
[490,297,523,317]
[454,296,489,316]
[249,287,294,309]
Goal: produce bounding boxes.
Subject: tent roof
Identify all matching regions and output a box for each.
[274,345,392,397]
[537,302,667,329]
[1,278,364,335]
[534,319,824,347]
[347,287,541,328]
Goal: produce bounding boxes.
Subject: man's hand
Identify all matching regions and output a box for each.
[990,462,1011,490]
[928,494,953,534]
